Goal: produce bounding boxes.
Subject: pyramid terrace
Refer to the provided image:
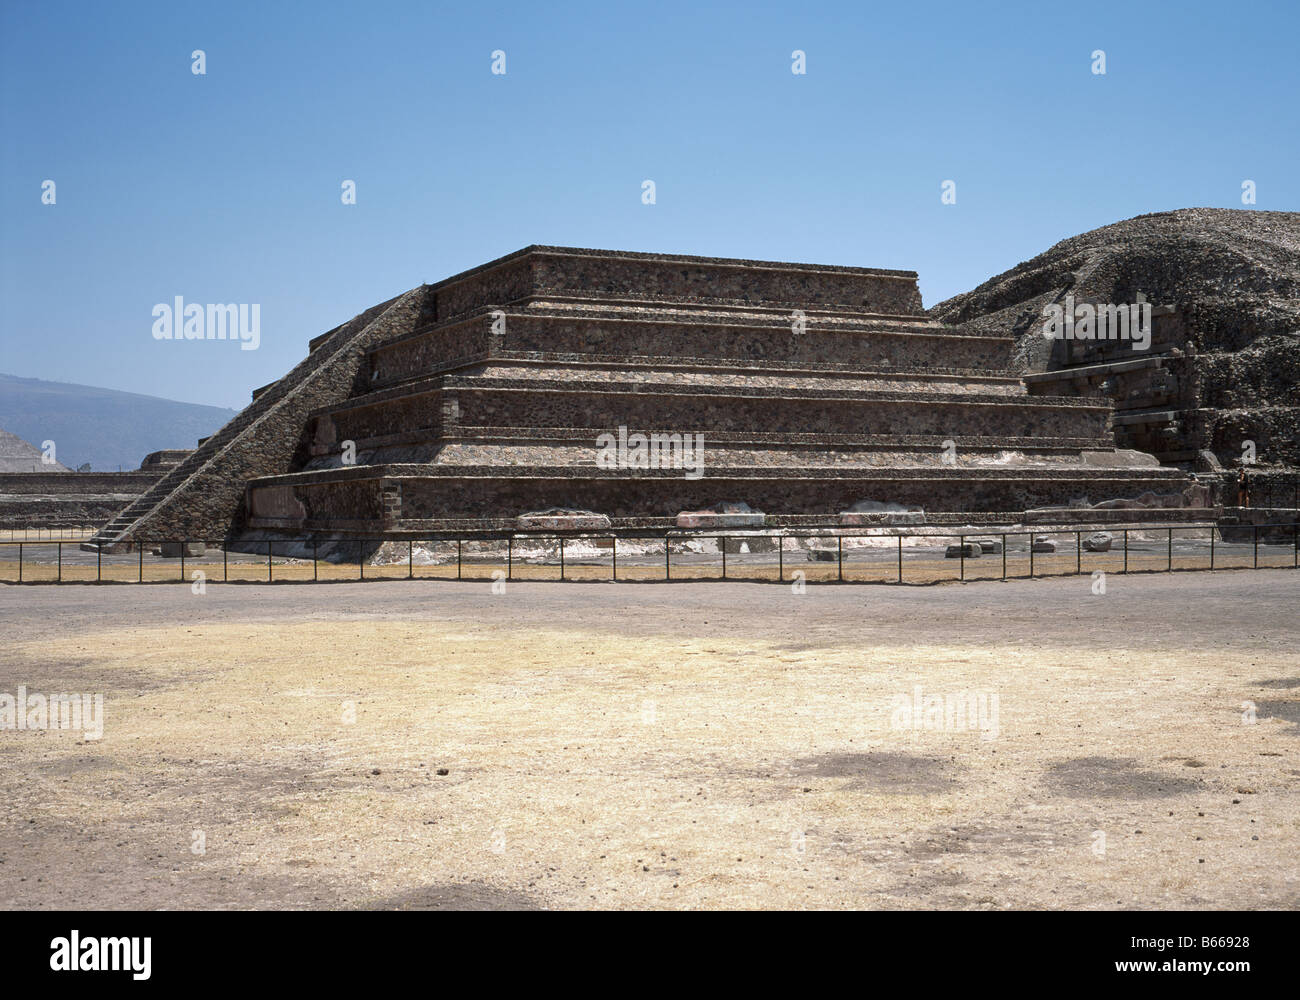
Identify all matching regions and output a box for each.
[83,246,1210,554]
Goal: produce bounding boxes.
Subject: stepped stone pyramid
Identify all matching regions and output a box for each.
[86,246,1206,552]
[0,428,69,474]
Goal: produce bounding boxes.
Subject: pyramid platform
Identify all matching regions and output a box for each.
[84,246,1208,551]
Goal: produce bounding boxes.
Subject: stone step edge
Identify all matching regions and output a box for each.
[249,464,1192,488]
[312,426,1111,452]
[426,243,918,292]
[478,351,1021,379]
[368,351,1024,393]
[371,299,1009,354]
[316,377,1102,418]
[506,296,997,332]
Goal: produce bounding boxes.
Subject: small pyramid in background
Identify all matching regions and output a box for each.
[0,427,70,473]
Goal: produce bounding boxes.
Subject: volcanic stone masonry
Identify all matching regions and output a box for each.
[934,208,1300,521]
[83,245,1219,553]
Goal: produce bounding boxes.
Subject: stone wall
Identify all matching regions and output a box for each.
[369,316,492,387]
[1026,322,1300,469]
[428,246,925,320]
[499,311,1007,369]
[0,471,159,528]
[246,463,1193,534]
[443,383,1110,440]
[0,472,158,495]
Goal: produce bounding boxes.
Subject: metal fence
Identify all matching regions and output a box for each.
[1,522,1297,585]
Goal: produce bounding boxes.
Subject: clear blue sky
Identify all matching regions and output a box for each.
[2,0,1297,409]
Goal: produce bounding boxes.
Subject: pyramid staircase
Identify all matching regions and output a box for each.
[81,288,431,551]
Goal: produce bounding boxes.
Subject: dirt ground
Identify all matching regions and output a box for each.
[1,570,1298,910]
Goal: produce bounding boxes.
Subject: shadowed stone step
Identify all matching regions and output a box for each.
[368,305,1012,384]
[310,378,1115,446]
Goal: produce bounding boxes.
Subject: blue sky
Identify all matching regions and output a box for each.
[2,0,1297,409]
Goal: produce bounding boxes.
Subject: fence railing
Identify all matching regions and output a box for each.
[1,522,1297,585]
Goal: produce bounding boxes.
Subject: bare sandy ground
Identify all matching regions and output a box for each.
[1,571,1297,910]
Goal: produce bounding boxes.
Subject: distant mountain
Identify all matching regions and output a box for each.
[0,373,239,471]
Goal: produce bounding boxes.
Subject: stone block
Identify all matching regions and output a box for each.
[839,510,926,526]
[722,536,775,554]
[158,541,206,558]
[516,508,611,531]
[1081,449,1161,468]
[1082,532,1113,552]
[676,502,765,529]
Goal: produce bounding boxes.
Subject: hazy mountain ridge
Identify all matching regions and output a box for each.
[0,373,239,471]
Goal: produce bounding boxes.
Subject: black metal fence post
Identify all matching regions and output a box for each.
[1253,524,1259,569]
[97,544,102,584]
[268,541,274,582]
[721,536,727,580]
[181,541,186,583]
[1076,531,1081,574]
[959,534,965,581]
[138,542,143,583]
[409,540,413,579]
[457,539,462,579]
[1029,534,1034,579]
[1167,528,1173,572]
[897,534,903,583]
[1001,533,1007,580]
[665,536,670,580]
[1210,525,1215,570]
[1123,530,1129,574]
[837,536,843,581]
[777,535,783,582]
[611,536,617,581]
[17,543,21,583]
[560,537,565,581]
[57,542,61,583]
[507,538,512,581]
